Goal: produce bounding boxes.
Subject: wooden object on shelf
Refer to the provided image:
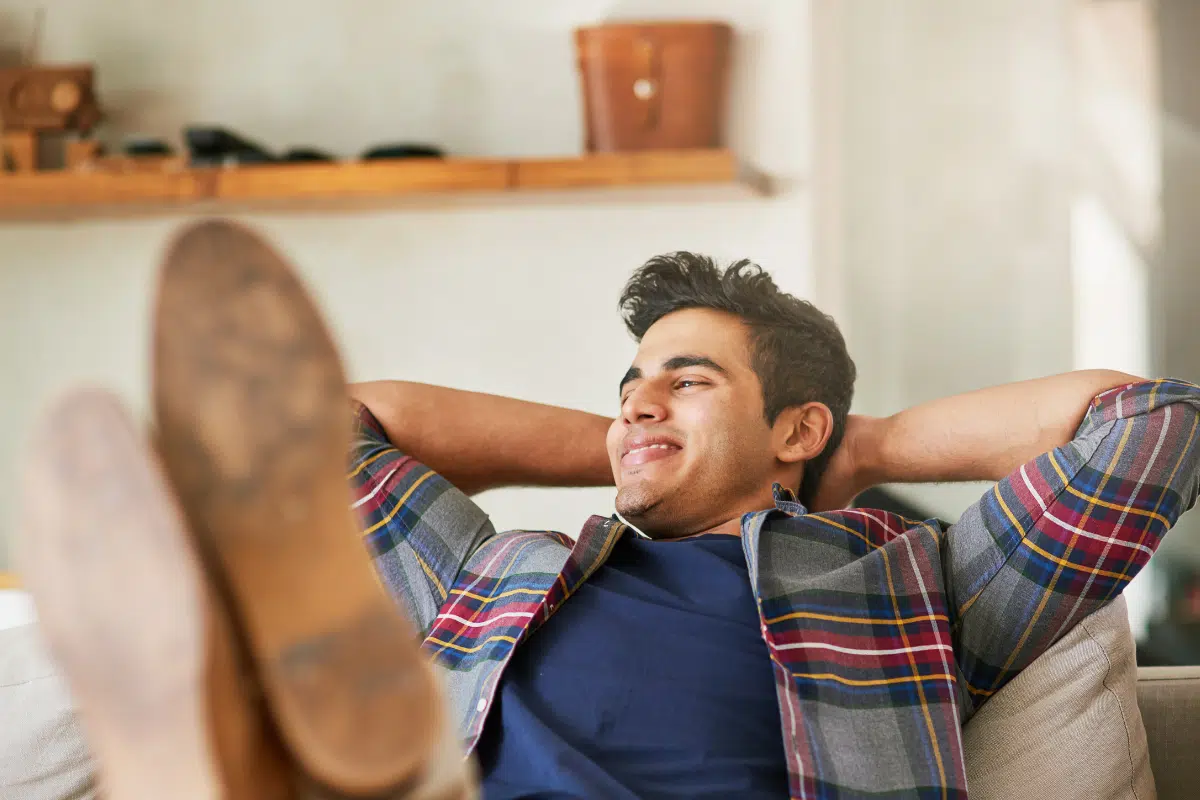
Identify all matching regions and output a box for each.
[65,138,100,169]
[575,22,732,152]
[2,131,37,173]
[0,149,750,221]
[0,65,101,133]
[0,65,102,175]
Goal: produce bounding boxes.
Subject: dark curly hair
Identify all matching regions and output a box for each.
[619,252,856,507]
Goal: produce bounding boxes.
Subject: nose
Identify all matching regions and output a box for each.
[620,382,667,425]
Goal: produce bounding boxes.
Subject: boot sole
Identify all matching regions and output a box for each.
[152,219,442,797]
[18,389,291,800]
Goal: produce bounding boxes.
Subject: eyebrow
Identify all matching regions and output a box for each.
[618,355,730,394]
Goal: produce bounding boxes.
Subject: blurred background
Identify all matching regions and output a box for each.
[0,0,1197,664]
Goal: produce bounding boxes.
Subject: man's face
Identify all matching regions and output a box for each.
[606,308,780,538]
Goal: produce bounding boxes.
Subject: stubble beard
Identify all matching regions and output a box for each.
[614,477,662,520]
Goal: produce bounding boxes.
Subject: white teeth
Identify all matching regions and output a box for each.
[628,443,677,455]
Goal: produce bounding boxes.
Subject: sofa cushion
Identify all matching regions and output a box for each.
[1137,667,1200,800]
[0,623,95,800]
[963,595,1154,799]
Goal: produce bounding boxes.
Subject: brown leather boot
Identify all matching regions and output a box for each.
[18,388,294,800]
[151,219,448,798]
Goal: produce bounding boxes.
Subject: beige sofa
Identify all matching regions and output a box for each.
[1138,667,1200,800]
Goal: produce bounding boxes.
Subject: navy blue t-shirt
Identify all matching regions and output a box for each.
[476,531,789,799]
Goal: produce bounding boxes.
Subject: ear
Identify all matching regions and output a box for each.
[771,402,834,465]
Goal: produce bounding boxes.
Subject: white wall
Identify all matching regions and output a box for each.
[1155,0,1200,568]
[814,0,1194,638]
[0,1,817,568]
[816,0,1079,518]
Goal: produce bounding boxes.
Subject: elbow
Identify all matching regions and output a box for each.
[1083,370,1146,398]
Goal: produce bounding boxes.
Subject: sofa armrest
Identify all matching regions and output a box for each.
[1137,666,1200,800]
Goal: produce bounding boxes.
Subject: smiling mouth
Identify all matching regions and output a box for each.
[621,443,682,468]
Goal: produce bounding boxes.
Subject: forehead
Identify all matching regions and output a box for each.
[635,308,752,369]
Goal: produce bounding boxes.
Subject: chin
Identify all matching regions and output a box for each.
[614,480,663,520]
[614,493,652,520]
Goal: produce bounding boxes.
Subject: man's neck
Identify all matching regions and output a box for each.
[634,512,746,541]
[628,489,783,540]
[695,516,744,537]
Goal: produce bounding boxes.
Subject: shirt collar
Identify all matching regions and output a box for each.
[772,482,808,514]
[614,511,652,539]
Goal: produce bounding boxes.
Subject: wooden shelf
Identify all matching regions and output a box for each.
[0,149,754,221]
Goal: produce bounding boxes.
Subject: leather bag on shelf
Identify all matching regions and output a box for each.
[575,21,732,152]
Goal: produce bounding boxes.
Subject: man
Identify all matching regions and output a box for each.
[10,219,1200,799]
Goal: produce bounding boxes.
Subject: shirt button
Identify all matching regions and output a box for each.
[477,698,487,713]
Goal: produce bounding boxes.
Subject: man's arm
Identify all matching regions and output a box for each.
[348,380,614,496]
[824,371,1200,715]
[813,370,1146,511]
[861,369,1144,487]
[344,382,610,634]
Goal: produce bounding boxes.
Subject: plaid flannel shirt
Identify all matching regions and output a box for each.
[349,379,1200,799]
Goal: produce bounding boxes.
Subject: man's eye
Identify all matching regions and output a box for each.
[676,379,705,390]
